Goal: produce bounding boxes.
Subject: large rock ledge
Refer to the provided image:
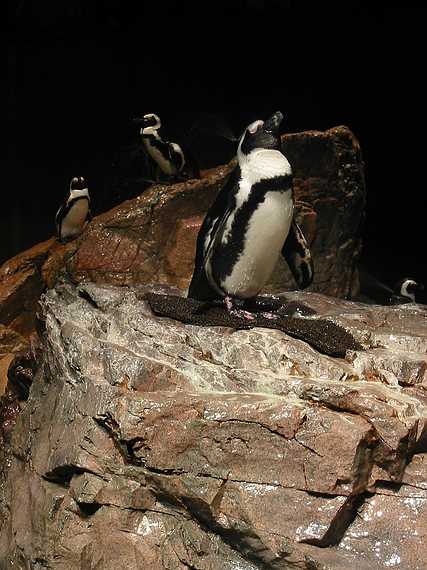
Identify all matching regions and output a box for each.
[1,283,426,569]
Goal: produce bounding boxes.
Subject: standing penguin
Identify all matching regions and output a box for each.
[136,113,186,178]
[55,176,91,242]
[358,267,424,305]
[390,278,424,304]
[188,111,314,318]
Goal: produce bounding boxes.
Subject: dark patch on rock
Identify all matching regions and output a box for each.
[7,348,42,400]
[145,292,363,357]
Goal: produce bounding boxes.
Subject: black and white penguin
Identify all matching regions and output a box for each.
[188,111,314,317]
[390,278,424,304]
[55,176,91,242]
[357,267,424,305]
[138,113,185,177]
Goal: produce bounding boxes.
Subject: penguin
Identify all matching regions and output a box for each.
[357,267,424,305]
[188,111,314,318]
[136,113,186,178]
[390,278,424,304]
[55,176,91,242]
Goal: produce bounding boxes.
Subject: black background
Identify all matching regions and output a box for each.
[6,1,426,297]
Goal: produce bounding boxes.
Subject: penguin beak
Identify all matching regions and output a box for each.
[263,111,284,134]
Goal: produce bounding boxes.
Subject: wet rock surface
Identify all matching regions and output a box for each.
[1,282,426,569]
[0,126,365,370]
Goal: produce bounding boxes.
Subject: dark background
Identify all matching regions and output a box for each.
[6,1,426,296]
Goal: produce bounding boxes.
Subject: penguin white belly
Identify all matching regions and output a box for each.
[223,192,293,298]
[144,139,177,176]
[61,199,89,238]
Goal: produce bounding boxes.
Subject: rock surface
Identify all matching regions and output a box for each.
[0,126,365,373]
[1,282,426,569]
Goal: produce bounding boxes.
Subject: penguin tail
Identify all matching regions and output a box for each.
[187,268,218,301]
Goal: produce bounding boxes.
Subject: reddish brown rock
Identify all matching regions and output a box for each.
[0,237,56,340]
[1,283,426,569]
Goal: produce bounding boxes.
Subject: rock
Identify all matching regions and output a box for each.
[0,354,15,397]
[0,126,365,358]
[6,348,42,400]
[1,282,426,569]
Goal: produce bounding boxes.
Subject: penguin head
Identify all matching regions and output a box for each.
[395,278,424,302]
[238,111,283,158]
[142,113,161,132]
[70,176,87,191]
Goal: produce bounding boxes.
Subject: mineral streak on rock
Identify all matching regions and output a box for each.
[1,282,426,569]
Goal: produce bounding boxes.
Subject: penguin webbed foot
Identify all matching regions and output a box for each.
[224,296,256,321]
[192,296,284,322]
[192,296,256,321]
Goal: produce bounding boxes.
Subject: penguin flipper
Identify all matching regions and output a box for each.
[188,165,240,300]
[55,203,66,238]
[282,220,314,289]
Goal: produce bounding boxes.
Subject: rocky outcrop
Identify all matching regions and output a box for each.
[0,126,365,378]
[1,282,426,569]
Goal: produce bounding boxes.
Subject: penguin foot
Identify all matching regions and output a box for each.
[224,297,255,321]
[260,311,280,320]
[192,296,256,321]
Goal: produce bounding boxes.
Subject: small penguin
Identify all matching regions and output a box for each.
[55,176,91,242]
[188,111,314,318]
[137,113,186,178]
[358,267,424,305]
[390,278,424,305]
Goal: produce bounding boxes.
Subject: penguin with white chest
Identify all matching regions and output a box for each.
[55,176,91,242]
[188,111,314,318]
[137,113,186,179]
[358,268,424,305]
[390,278,424,305]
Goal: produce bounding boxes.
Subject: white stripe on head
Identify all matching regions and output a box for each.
[142,113,161,135]
[237,121,291,184]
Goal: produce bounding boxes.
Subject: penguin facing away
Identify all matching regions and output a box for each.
[188,111,314,318]
[55,176,91,242]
